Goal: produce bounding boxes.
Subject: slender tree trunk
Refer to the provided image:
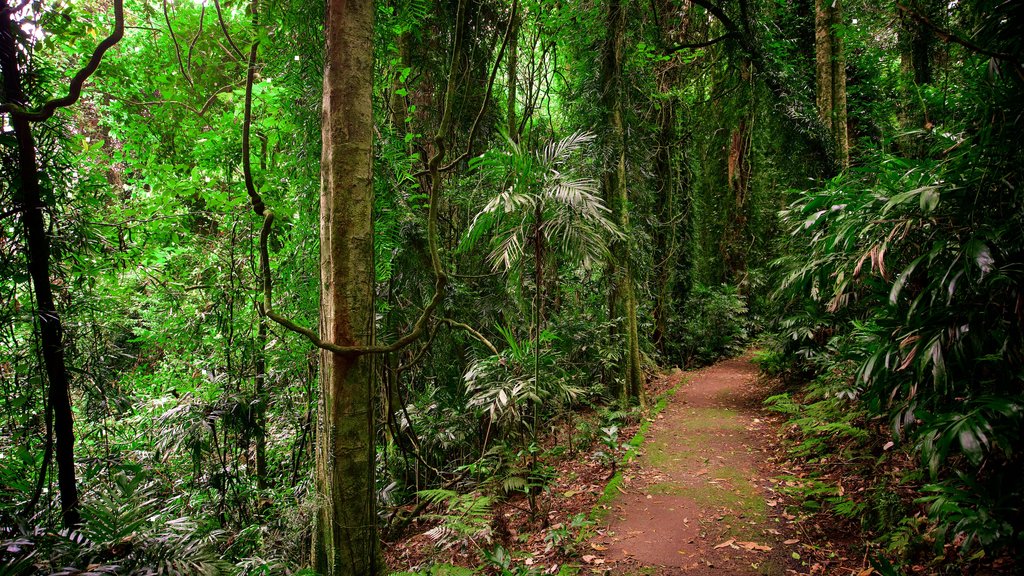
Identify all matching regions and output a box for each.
[815,0,849,168]
[897,0,934,155]
[600,0,644,405]
[313,0,380,573]
[0,1,80,530]
[254,311,267,489]
[652,96,676,353]
[507,9,519,143]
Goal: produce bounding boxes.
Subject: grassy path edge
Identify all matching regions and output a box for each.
[591,375,686,522]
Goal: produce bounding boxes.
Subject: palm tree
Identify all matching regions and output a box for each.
[462,129,618,515]
[463,130,618,293]
[463,129,618,435]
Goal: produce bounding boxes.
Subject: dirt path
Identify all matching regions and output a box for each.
[589,354,801,575]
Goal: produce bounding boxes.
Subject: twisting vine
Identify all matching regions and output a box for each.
[0,0,124,121]
[242,0,502,357]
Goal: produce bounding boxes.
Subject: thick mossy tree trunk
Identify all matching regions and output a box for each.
[600,0,644,405]
[815,0,849,168]
[313,0,380,573]
[0,1,81,530]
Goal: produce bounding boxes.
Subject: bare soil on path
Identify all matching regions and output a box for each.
[589,354,804,575]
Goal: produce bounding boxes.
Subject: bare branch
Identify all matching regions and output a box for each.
[186,1,206,72]
[213,0,246,60]
[664,33,734,55]
[161,0,194,88]
[412,0,519,178]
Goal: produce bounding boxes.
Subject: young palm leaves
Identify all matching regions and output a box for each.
[461,130,620,276]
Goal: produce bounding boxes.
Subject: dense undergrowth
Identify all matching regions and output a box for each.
[759,34,1024,572]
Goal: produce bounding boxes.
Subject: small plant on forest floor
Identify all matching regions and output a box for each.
[543,513,595,556]
[593,424,621,473]
[482,545,544,575]
[419,489,494,551]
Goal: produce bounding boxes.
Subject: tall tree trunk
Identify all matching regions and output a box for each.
[651,0,684,355]
[725,58,753,284]
[815,0,849,168]
[254,311,267,490]
[313,0,380,573]
[600,0,644,405]
[651,97,676,353]
[507,9,519,143]
[0,1,81,530]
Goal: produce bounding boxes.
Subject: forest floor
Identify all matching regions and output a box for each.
[386,353,870,575]
[585,353,823,575]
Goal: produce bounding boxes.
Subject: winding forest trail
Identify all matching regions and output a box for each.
[590,354,802,575]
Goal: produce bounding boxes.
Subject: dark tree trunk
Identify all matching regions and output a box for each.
[254,312,267,489]
[0,0,80,530]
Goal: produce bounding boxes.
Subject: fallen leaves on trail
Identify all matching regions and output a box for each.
[783,538,800,545]
[712,538,772,552]
[713,538,735,549]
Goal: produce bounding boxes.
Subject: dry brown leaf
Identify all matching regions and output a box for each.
[783,539,799,545]
[736,541,772,551]
[590,543,608,551]
[713,539,736,549]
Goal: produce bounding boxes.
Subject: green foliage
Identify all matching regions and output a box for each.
[1,470,231,575]
[543,513,594,557]
[671,284,749,367]
[419,489,494,550]
[771,3,1024,556]
[465,326,581,444]
[461,130,617,276]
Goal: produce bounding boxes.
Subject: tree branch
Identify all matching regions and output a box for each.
[161,0,194,88]
[440,318,498,355]
[896,2,1023,76]
[689,0,841,175]
[186,1,206,72]
[0,0,124,121]
[0,0,28,18]
[213,0,246,61]
[664,33,734,55]
[412,0,518,178]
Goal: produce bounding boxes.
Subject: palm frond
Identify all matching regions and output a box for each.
[539,130,596,168]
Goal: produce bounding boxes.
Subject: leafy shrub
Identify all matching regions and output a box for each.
[772,41,1024,556]
[672,284,748,367]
